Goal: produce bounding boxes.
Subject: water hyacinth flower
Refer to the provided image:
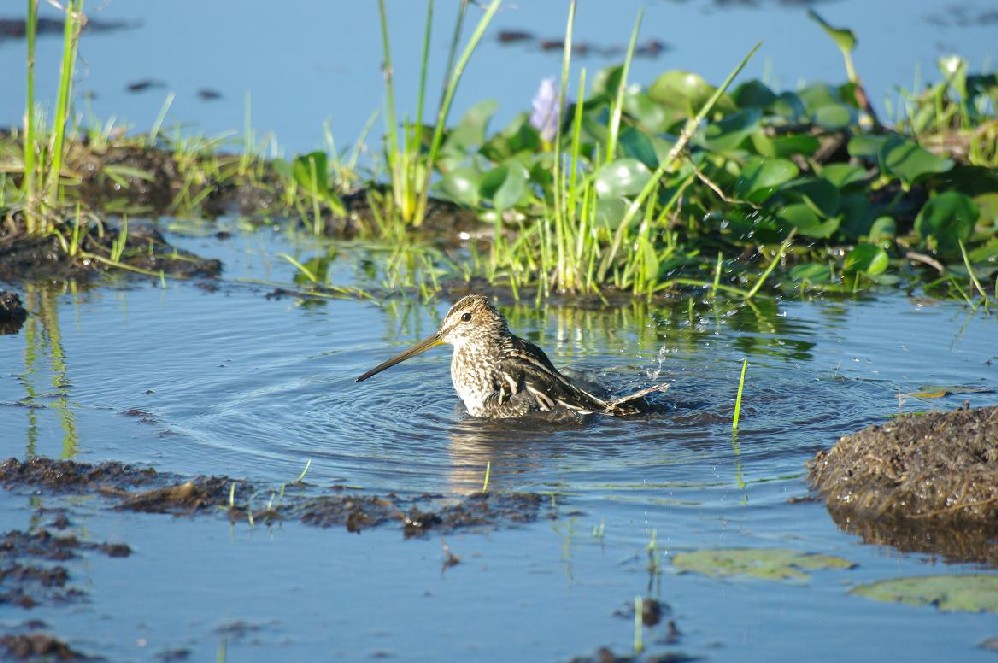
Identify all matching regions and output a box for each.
[529,77,564,144]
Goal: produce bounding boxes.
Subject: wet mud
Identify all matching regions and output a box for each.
[1,633,93,661]
[0,140,485,285]
[808,404,998,564]
[0,456,556,658]
[1,457,550,535]
[0,222,221,283]
[0,289,28,333]
[568,646,696,663]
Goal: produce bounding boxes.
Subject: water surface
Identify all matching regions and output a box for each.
[3,0,994,153]
[2,227,996,660]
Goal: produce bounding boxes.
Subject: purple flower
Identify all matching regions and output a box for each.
[530,77,562,142]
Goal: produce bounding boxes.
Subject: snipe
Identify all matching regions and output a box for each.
[356,295,668,418]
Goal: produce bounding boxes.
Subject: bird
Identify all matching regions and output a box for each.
[356,294,668,418]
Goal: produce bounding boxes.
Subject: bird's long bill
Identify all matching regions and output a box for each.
[355,333,444,382]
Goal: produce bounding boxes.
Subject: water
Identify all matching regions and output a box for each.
[2,226,996,660]
[2,0,994,154]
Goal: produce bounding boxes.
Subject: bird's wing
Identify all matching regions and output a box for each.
[499,336,609,413]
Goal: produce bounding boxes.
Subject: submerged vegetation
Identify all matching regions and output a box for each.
[1,0,996,305]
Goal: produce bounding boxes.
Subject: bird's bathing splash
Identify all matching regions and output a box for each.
[356,295,669,418]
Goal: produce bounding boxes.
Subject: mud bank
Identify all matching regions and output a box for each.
[808,404,998,564]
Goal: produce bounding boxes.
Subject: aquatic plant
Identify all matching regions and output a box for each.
[21,0,85,235]
[377,0,500,227]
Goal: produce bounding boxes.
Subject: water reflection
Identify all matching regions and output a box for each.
[18,282,80,459]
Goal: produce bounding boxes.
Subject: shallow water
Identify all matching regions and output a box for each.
[3,0,995,153]
[2,227,996,660]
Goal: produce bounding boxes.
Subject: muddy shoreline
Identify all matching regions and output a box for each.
[808,404,998,565]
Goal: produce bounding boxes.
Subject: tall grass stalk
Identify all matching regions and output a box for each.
[744,228,795,300]
[378,0,499,227]
[412,0,500,226]
[732,358,748,432]
[598,41,763,286]
[23,0,38,232]
[47,0,84,213]
[22,0,85,235]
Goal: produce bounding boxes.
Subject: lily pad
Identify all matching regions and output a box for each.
[672,548,855,582]
[850,575,998,613]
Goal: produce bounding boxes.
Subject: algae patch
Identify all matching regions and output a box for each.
[672,547,855,582]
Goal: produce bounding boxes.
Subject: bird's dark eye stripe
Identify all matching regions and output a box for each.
[461,312,472,322]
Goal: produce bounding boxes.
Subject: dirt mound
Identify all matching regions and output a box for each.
[808,404,998,564]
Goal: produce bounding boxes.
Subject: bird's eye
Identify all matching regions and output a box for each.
[461,312,472,322]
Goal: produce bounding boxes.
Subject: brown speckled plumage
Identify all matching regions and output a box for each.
[357,295,668,418]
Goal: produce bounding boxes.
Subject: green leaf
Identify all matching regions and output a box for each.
[595,197,630,230]
[595,158,653,198]
[779,177,841,217]
[592,64,624,97]
[847,133,890,159]
[702,108,762,153]
[624,90,670,133]
[640,237,659,279]
[821,163,870,188]
[446,99,498,151]
[790,263,833,283]
[734,157,799,201]
[778,203,840,238]
[751,133,820,159]
[914,192,979,259]
[617,126,659,170]
[813,105,853,129]
[733,80,777,108]
[673,548,855,582]
[798,84,854,128]
[838,193,875,239]
[480,161,530,211]
[843,243,888,275]
[772,92,806,122]
[293,152,330,197]
[807,10,857,54]
[480,113,541,161]
[868,216,897,244]
[648,70,735,116]
[438,166,482,206]
[879,136,954,188]
[851,575,998,613]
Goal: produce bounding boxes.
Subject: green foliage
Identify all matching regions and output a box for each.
[377,0,501,227]
[914,192,979,260]
[20,0,85,236]
[4,1,995,304]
